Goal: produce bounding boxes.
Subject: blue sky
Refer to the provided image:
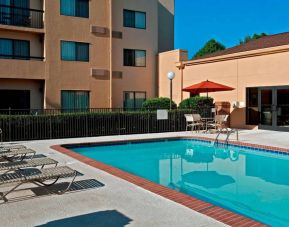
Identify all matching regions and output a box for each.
[175,0,289,58]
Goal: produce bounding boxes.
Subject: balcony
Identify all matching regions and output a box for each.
[0,4,44,29]
[0,53,45,80]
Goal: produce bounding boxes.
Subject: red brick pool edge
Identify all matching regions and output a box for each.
[51,137,276,227]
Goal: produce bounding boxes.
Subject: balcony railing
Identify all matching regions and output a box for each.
[0,54,44,61]
[0,4,44,29]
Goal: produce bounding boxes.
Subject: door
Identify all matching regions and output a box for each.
[259,88,275,129]
[276,87,289,130]
[259,86,289,131]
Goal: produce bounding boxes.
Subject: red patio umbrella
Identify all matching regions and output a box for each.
[182,80,234,97]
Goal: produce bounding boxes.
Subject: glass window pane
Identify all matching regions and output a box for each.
[124,49,134,66]
[0,38,12,59]
[123,10,134,27]
[61,91,75,111]
[75,91,89,110]
[135,50,146,66]
[61,41,76,61]
[14,40,30,59]
[61,91,89,112]
[135,12,146,29]
[76,43,89,61]
[76,0,89,18]
[124,92,135,109]
[135,92,146,108]
[60,0,76,16]
[277,89,289,127]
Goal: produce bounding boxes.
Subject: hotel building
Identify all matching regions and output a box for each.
[158,32,289,132]
[0,0,174,110]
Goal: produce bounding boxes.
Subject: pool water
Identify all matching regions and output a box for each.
[71,139,289,226]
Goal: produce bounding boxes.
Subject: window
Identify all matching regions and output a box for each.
[246,87,259,125]
[0,90,30,110]
[124,49,146,67]
[0,38,30,60]
[61,41,89,62]
[61,91,89,111]
[124,92,146,109]
[60,0,89,18]
[123,9,146,29]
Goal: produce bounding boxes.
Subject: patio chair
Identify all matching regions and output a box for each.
[0,166,77,202]
[207,115,229,131]
[0,149,36,162]
[184,114,203,132]
[0,157,58,174]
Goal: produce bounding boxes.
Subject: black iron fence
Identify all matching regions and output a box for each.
[0,4,44,29]
[0,107,214,142]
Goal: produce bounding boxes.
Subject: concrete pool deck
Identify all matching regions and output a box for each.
[0,130,287,226]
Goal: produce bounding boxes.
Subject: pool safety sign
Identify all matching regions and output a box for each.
[157,110,168,120]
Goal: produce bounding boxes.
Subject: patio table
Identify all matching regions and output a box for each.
[201,117,214,133]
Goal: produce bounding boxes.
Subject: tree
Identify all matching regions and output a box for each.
[239,33,267,44]
[193,39,226,59]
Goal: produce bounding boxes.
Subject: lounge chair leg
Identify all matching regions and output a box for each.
[57,171,77,195]
[0,183,23,202]
[38,177,60,186]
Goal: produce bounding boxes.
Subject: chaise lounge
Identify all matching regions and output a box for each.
[0,166,77,202]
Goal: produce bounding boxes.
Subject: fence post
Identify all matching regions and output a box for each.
[147,110,150,133]
[8,107,11,142]
[118,111,121,135]
[49,115,52,139]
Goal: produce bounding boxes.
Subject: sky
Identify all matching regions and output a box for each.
[175,0,289,59]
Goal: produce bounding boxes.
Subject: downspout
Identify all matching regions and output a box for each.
[109,0,113,108]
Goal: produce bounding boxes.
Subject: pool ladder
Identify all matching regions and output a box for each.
[214,128,235,147]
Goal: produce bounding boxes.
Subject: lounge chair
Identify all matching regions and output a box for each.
[184,114,203,132]
[0,145,26,151]
[0,158,58,174]
[0,149,36,162]
[0,166,77,202]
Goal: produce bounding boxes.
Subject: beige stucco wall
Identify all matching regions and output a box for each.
[158,49,188,101]
[111,0,159,108]
[44,0,111,108]
[158,0,174,52]
[158,45,289,129]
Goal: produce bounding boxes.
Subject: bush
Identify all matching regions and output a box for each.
[142,97,177,110]
[179,96,214,110]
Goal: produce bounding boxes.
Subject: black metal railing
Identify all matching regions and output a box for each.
[0,54,44,61]
[0,4,44,29]
[0,107,214,142]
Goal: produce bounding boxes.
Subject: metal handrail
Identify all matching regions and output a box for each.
[214,127,235,146]
[0,4,44,13]
[0,54,44,61]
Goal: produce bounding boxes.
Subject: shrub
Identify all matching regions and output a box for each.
[179,96,214,110]
[142,97,177,110]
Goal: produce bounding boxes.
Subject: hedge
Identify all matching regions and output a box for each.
[0,109,194,142]
[142,97,177,110]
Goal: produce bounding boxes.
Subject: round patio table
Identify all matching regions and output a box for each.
[201,117,215,133]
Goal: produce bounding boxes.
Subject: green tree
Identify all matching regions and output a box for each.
[193,39,226,59]
[239,33,267,44]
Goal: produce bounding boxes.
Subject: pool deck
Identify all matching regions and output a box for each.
[0,130,288,226]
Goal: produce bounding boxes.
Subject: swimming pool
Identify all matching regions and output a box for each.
[71,139,289,226]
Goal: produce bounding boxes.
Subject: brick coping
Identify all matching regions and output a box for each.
[50,136,278,227]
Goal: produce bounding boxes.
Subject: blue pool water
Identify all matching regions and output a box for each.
[71,139,289,226]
